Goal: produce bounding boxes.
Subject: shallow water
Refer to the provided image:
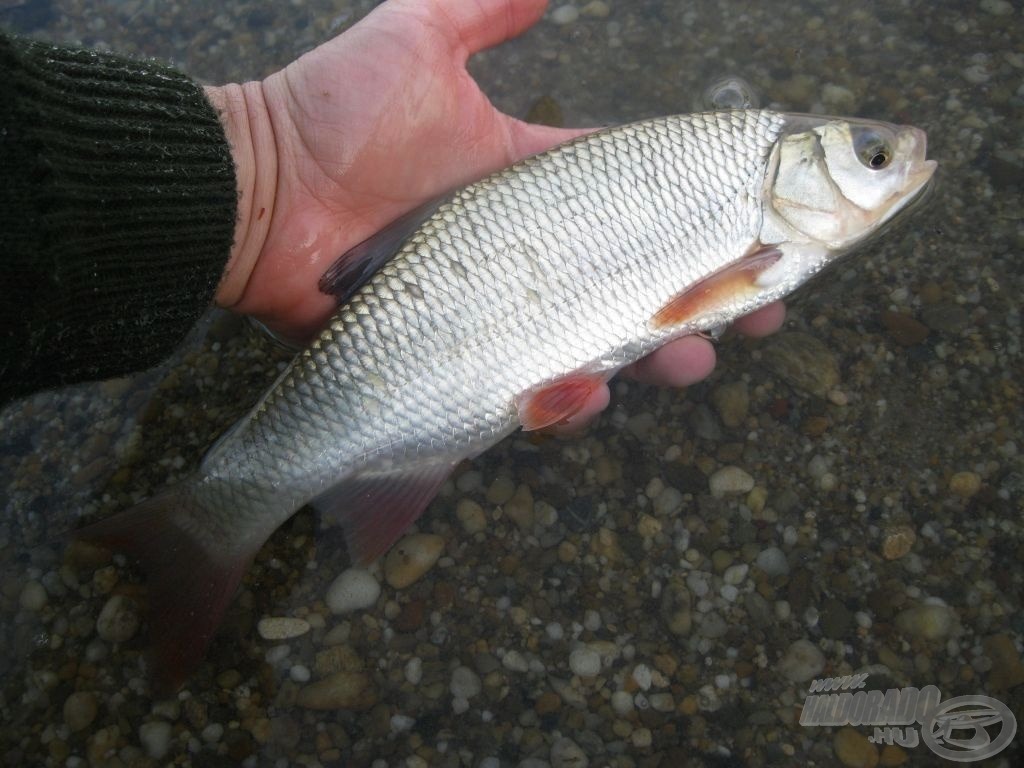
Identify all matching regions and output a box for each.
[1,1,1021,766]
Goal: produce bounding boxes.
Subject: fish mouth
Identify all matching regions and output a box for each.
[882,125,938,224]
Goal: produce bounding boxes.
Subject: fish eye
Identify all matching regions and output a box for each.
[852,127,893,170]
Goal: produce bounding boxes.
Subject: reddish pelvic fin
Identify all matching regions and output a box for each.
[652,245,782,329]
[516,373,607,431]
[75,485,259,692]
[310,462,454,565]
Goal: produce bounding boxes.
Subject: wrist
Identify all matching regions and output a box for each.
[204,82,278,309]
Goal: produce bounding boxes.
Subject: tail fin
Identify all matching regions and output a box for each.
[76,484,256,692]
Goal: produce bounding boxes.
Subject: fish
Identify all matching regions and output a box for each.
[78,109,936,689]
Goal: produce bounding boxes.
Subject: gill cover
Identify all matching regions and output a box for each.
[765,115,936,250]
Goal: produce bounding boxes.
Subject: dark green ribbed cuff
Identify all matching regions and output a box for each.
[0,33,238,404]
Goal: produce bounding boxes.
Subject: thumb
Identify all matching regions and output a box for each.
[431,0,551,56]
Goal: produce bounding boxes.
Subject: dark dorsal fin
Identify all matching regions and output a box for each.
[318,195,451,304]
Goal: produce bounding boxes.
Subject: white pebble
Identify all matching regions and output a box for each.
[138,721,173,759]
[390,714,415,733]
[583,609,602,631]
[450,666,481,700]
[720,584,739,602]
[96,595,139,643]
[709,466,754,497]
[653,486,684,516]
[569,646,601,677]
[550,736,589,768]
[545,621,565,640]
[631,664,652,691]
[723,563,749,585]
[404,657,423,685]
[502,649,530,673]
[326,568,381,614]
[551,4,580,25]
[201,723,224,744]
[289,664,311,683]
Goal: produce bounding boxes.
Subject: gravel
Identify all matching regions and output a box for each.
[1,0,1021,766]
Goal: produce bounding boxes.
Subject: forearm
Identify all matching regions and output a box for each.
[0,34,238,404]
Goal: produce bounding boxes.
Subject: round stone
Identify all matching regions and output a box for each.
[755,547,789,577]
[325,568,381,614]
[257,616,310,641]
[569,646,601,677]
[19,580,48,612]
[96,595,139,643]
[63,691,98,732]
[384,534,444,589]
[709,466,754,497]
[778,639,825,683]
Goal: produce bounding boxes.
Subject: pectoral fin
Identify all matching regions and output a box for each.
[516,373,608,431]
[652,244,782,329]
[318,195,451,304]
[309,461,455,564]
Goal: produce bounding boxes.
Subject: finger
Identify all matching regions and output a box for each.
[542,383,610,437]
[732,301,786,337]
[505,118,593,160]
[435,0,550,56]
[623,335,717,387]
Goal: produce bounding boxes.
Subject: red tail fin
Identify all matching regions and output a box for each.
[76,485,256,692]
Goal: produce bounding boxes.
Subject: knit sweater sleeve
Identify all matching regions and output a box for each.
[0,32,238,405]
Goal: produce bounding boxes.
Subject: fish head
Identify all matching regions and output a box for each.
[762,114,937,254]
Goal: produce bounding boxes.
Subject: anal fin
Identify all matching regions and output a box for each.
[653,244,782,329]
[310,461,454,564]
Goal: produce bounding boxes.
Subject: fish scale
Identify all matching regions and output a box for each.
[78,107,935,689]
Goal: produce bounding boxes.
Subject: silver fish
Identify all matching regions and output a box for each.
[80,109,936,687]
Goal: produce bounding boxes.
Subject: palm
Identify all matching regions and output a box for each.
[242,0,579,340]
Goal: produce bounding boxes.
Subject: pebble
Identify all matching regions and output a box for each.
[697,612,728,639]
[834,726,879,767]
[763,332,840,397]
[455,499,487,534]
[95,595,139,643]
[550,4,580,25]
[755,546,789,576]
[569,646,601,677]
[709,466,754,497]
[581,1,610,18]
[19,580,47,611]
[486,475,517,505]
[257,616,310,641]
[653,486,683,516]
[63,691,98,732]
[881,525,916,560]
[712,380,749,427]
[295,671,379,710]
[778,639,825,683]
[879,745,908,766]
[881,311,929,346]
[983,633,1024,691]
[450,666,482,700]
[504,484,536,529]
[326,568,381,614]
[384,534,444,589]
[610,690,633,715]
[138,721,173,760]
[550,736,589,768]
[895,602,956,640]
[948,471,981,498]
[723,563,749,585]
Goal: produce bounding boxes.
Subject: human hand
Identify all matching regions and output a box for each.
[204,0,784,428]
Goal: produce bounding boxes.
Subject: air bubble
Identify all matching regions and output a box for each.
[699,76,761,111]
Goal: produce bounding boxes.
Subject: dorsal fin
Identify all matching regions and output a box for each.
[318,195,450,304]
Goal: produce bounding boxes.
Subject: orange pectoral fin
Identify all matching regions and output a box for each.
[652,245,782,329]
[517,373,608,431]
